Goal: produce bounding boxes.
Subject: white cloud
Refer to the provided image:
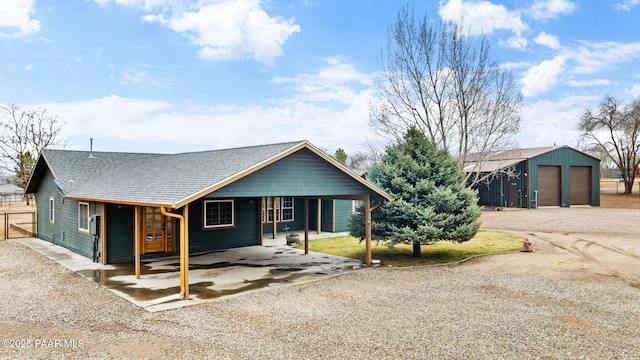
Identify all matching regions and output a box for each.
[39,59,381,154]
[0,0,41,37]
[121,68,173,87]
[527,0,577,20]
[569,41,640,74]
[97,0,300,65]
[44,94,377,154]
[627,84,640,98]
[503,61,532,70]
[520,55,566,97]
[272,57,376,104]
[567,79,611,87]
[93,0,181,12]
[504,35,528,50]
[438,0,528,50]
[518,95,597,148]
[612,0,640,11]
[24,64,33,71]
[438,0,528,36]
[534,32,561,49]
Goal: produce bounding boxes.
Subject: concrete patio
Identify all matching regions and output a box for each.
[15,232,362,312]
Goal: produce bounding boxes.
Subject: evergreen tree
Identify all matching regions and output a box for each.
[333,148,348,166]
[348,128,481,257]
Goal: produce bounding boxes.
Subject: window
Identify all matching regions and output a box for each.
[281,196,294,221]
[78,202,89,232]
[49,197,55,223]
[204,200,235,228]
[262,197,294,223]
[262,197,278,223]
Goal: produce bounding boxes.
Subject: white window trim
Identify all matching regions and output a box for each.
[78,202,90,232]
[204,200,235,229]
[281,196,294,222]
[262,197,295,223]
[49,196,55,223]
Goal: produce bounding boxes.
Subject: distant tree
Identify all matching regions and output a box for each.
[0,103,67,189]
[348,127,481,257]
[333,148,348,166]
[370,5,522,187]
[344,151,372,171]
[578,95,640,194]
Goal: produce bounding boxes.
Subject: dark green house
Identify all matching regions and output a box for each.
[25,141,391,297]
[464,145,600,208]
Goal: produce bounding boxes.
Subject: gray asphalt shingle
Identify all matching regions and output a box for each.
[36,141,304,206]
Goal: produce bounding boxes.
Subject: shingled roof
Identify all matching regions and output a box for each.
[26,141,391,207]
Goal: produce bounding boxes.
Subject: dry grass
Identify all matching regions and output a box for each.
[600,193,640,209]
[0,201,37,240]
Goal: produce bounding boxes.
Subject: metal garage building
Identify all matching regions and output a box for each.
[465,146,600,208]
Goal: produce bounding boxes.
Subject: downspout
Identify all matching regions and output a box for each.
[161,207,189,300]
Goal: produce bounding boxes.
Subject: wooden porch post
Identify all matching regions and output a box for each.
[134,206,141,279]
[258,197,263,246]
[272,197,277,240]
[304,198,309,254]
[183,204,189,300]
[101,203,107,265]
[316,197,321,234]
[332,199,336,233]
[364,195,372,266]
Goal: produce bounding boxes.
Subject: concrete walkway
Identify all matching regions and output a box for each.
[15,233,361,312]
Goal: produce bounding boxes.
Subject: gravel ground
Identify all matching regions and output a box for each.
[1,208,639,359]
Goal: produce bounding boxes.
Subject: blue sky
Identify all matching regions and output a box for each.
[1,0,640,155]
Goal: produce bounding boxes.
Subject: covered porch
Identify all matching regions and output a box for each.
[123,194,380,302]
[17,234,363,312]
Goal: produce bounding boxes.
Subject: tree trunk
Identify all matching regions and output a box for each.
[412,241,421,257]
[624,177,635,194]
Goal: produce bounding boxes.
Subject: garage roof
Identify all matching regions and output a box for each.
[463,146,571,173]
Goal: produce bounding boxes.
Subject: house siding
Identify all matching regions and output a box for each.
[105,204,135,263]
[35,170,98,259]
[321,199,333,232]
[261,197,306,234]
[188,198,260,253]
[334,200,353,232]
[209,148,372,198]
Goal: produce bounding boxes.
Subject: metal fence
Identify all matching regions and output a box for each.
[600,179,640,194]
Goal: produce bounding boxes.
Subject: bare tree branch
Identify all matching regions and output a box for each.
[577,96,640,194]
[369,6,522,188]
[0,103,68,188]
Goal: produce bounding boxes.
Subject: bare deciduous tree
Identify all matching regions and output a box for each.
[370,6,522,187]
[0,103,67,189]
[578,95,640,194]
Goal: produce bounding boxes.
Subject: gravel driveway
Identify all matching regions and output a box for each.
[1,207,638,359]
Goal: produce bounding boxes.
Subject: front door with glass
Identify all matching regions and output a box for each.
[141,207,175,254]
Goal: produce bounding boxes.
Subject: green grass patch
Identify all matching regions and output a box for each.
[294,231,523,267]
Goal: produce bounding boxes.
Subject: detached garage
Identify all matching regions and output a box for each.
[465,145,600,208]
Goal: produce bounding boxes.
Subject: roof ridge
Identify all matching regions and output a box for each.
[173,140,306,155]
[42,148,165,156]
[42,140,307,157]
